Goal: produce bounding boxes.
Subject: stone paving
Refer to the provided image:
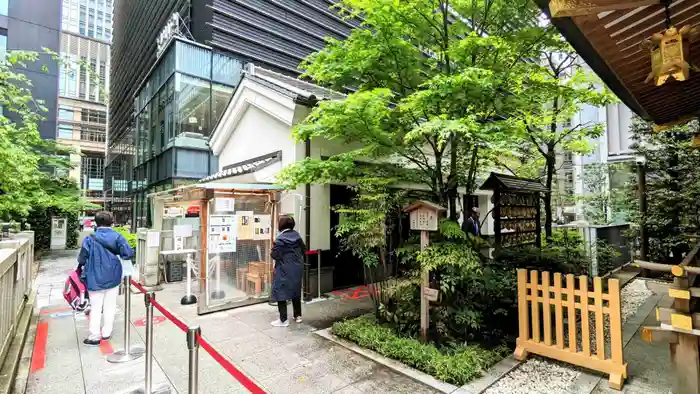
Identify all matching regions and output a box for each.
[23,251,439,394]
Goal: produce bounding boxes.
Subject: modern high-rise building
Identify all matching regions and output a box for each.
[108,0,356,226]
[2,0,62,139]
[56,0,113,213]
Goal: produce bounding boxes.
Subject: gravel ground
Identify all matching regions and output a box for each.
[483,279,654,394]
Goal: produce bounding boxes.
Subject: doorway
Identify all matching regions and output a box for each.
[329,185,364,289]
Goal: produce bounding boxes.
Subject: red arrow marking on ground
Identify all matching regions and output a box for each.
[134,316,166,327]
[40,307,72,315]
[332,286,370,300]
[99,339,114,355]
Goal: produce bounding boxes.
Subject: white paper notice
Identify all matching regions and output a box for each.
[147,231,160,247]
[215,198,235,212]
[174,224,193,238]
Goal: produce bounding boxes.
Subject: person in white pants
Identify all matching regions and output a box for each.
[88,286,119,340]
[77,211,134,346]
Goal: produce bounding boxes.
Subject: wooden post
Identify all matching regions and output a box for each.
[671,274,700,394]
[420,230,429,342]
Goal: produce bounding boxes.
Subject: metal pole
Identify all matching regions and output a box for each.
[108,276,144,363]
[131,292,170,394]
[145,293,154,393]
[317,250,321,299]
[187,326,201,394]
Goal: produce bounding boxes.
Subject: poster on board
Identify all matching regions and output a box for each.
[253,215,272,240]
[209,214,237,253]
[236,211,254,240]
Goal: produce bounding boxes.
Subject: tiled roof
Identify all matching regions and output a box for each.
[245,64,346,102]
[200,151,282,182]
[479,172,549,193]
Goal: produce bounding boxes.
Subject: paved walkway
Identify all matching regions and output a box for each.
[22,251,438,394]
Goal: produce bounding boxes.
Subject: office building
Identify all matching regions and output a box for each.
[56,0,113,212]
[108,0,356,226]
[2,0,61,139]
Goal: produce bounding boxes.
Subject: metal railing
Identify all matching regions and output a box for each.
[0,232,34,367]
[112,276,266,394]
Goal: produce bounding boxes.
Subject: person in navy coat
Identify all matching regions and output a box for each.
[270,215,306,327]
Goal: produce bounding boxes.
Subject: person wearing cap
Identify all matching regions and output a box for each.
[465,207,480,236]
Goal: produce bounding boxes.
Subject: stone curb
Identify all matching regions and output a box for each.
[314,328,521,394]
[0,292,35,394]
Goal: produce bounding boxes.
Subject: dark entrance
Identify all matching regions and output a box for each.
[329,184,364,289]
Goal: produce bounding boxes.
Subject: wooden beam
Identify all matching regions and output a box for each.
[550,0,659,18]
[632,259,673,272]
[656,307,700,329]
[641,326,679,344]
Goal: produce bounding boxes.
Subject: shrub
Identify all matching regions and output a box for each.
[25,207,79,250]
[114,226,137,250]
[381,241,517,345]
[332,315,508,386]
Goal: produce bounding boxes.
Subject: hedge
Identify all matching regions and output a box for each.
[331,315,508,386]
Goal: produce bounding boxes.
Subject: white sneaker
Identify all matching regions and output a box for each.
[295,316,303,323]
[270,319,289,327]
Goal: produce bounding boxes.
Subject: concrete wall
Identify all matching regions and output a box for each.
[5,0,61,139]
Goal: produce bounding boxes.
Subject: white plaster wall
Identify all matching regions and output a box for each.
[218,105,298,171]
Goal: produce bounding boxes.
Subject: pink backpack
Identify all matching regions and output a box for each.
[64,269,90,313]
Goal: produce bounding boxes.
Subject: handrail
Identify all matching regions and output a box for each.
[128,279,266,393]
[0,232,34,368]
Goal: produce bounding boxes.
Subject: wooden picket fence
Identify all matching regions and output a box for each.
[514,269,628,390]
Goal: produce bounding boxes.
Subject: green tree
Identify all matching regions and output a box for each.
[0,52,87,223]
[630,117,700,264]
[279,0,548,222]
[511,38,617,239]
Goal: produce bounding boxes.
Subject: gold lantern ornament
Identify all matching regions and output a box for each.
[642,25,700,86]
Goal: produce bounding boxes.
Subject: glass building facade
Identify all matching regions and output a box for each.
[131,38,242,228]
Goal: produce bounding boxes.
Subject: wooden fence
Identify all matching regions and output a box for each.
[514,269,628,390]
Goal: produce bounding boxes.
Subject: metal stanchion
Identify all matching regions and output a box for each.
[108,276,144,363]
[187,326,201,394]
[132,292,170,394]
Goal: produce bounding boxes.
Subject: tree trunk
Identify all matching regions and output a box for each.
[544,147,556,240]
[447,135,459,221]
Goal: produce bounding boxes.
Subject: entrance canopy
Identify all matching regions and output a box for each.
[537,0,700,127]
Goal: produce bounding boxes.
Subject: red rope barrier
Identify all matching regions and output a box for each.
[129,279,147,294]
[198,335,266,394]
[127,278,266,393]
[151,299,189,333]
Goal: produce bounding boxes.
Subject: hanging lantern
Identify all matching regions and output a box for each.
[643,47,666,86]
[643,25,699,86]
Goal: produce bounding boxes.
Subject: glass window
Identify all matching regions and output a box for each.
[175,74,211,138]
[212,84,234,125]
[58,105,74,120]
[58,124,73,139]
[0,34,7,59]
[176,41,211,80]
[212,53,242,86]
[105,29,111,41]
[0,0,7,16]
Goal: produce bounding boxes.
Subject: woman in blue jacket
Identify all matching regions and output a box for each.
[270,215,305,327]
[77,211,133,345]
